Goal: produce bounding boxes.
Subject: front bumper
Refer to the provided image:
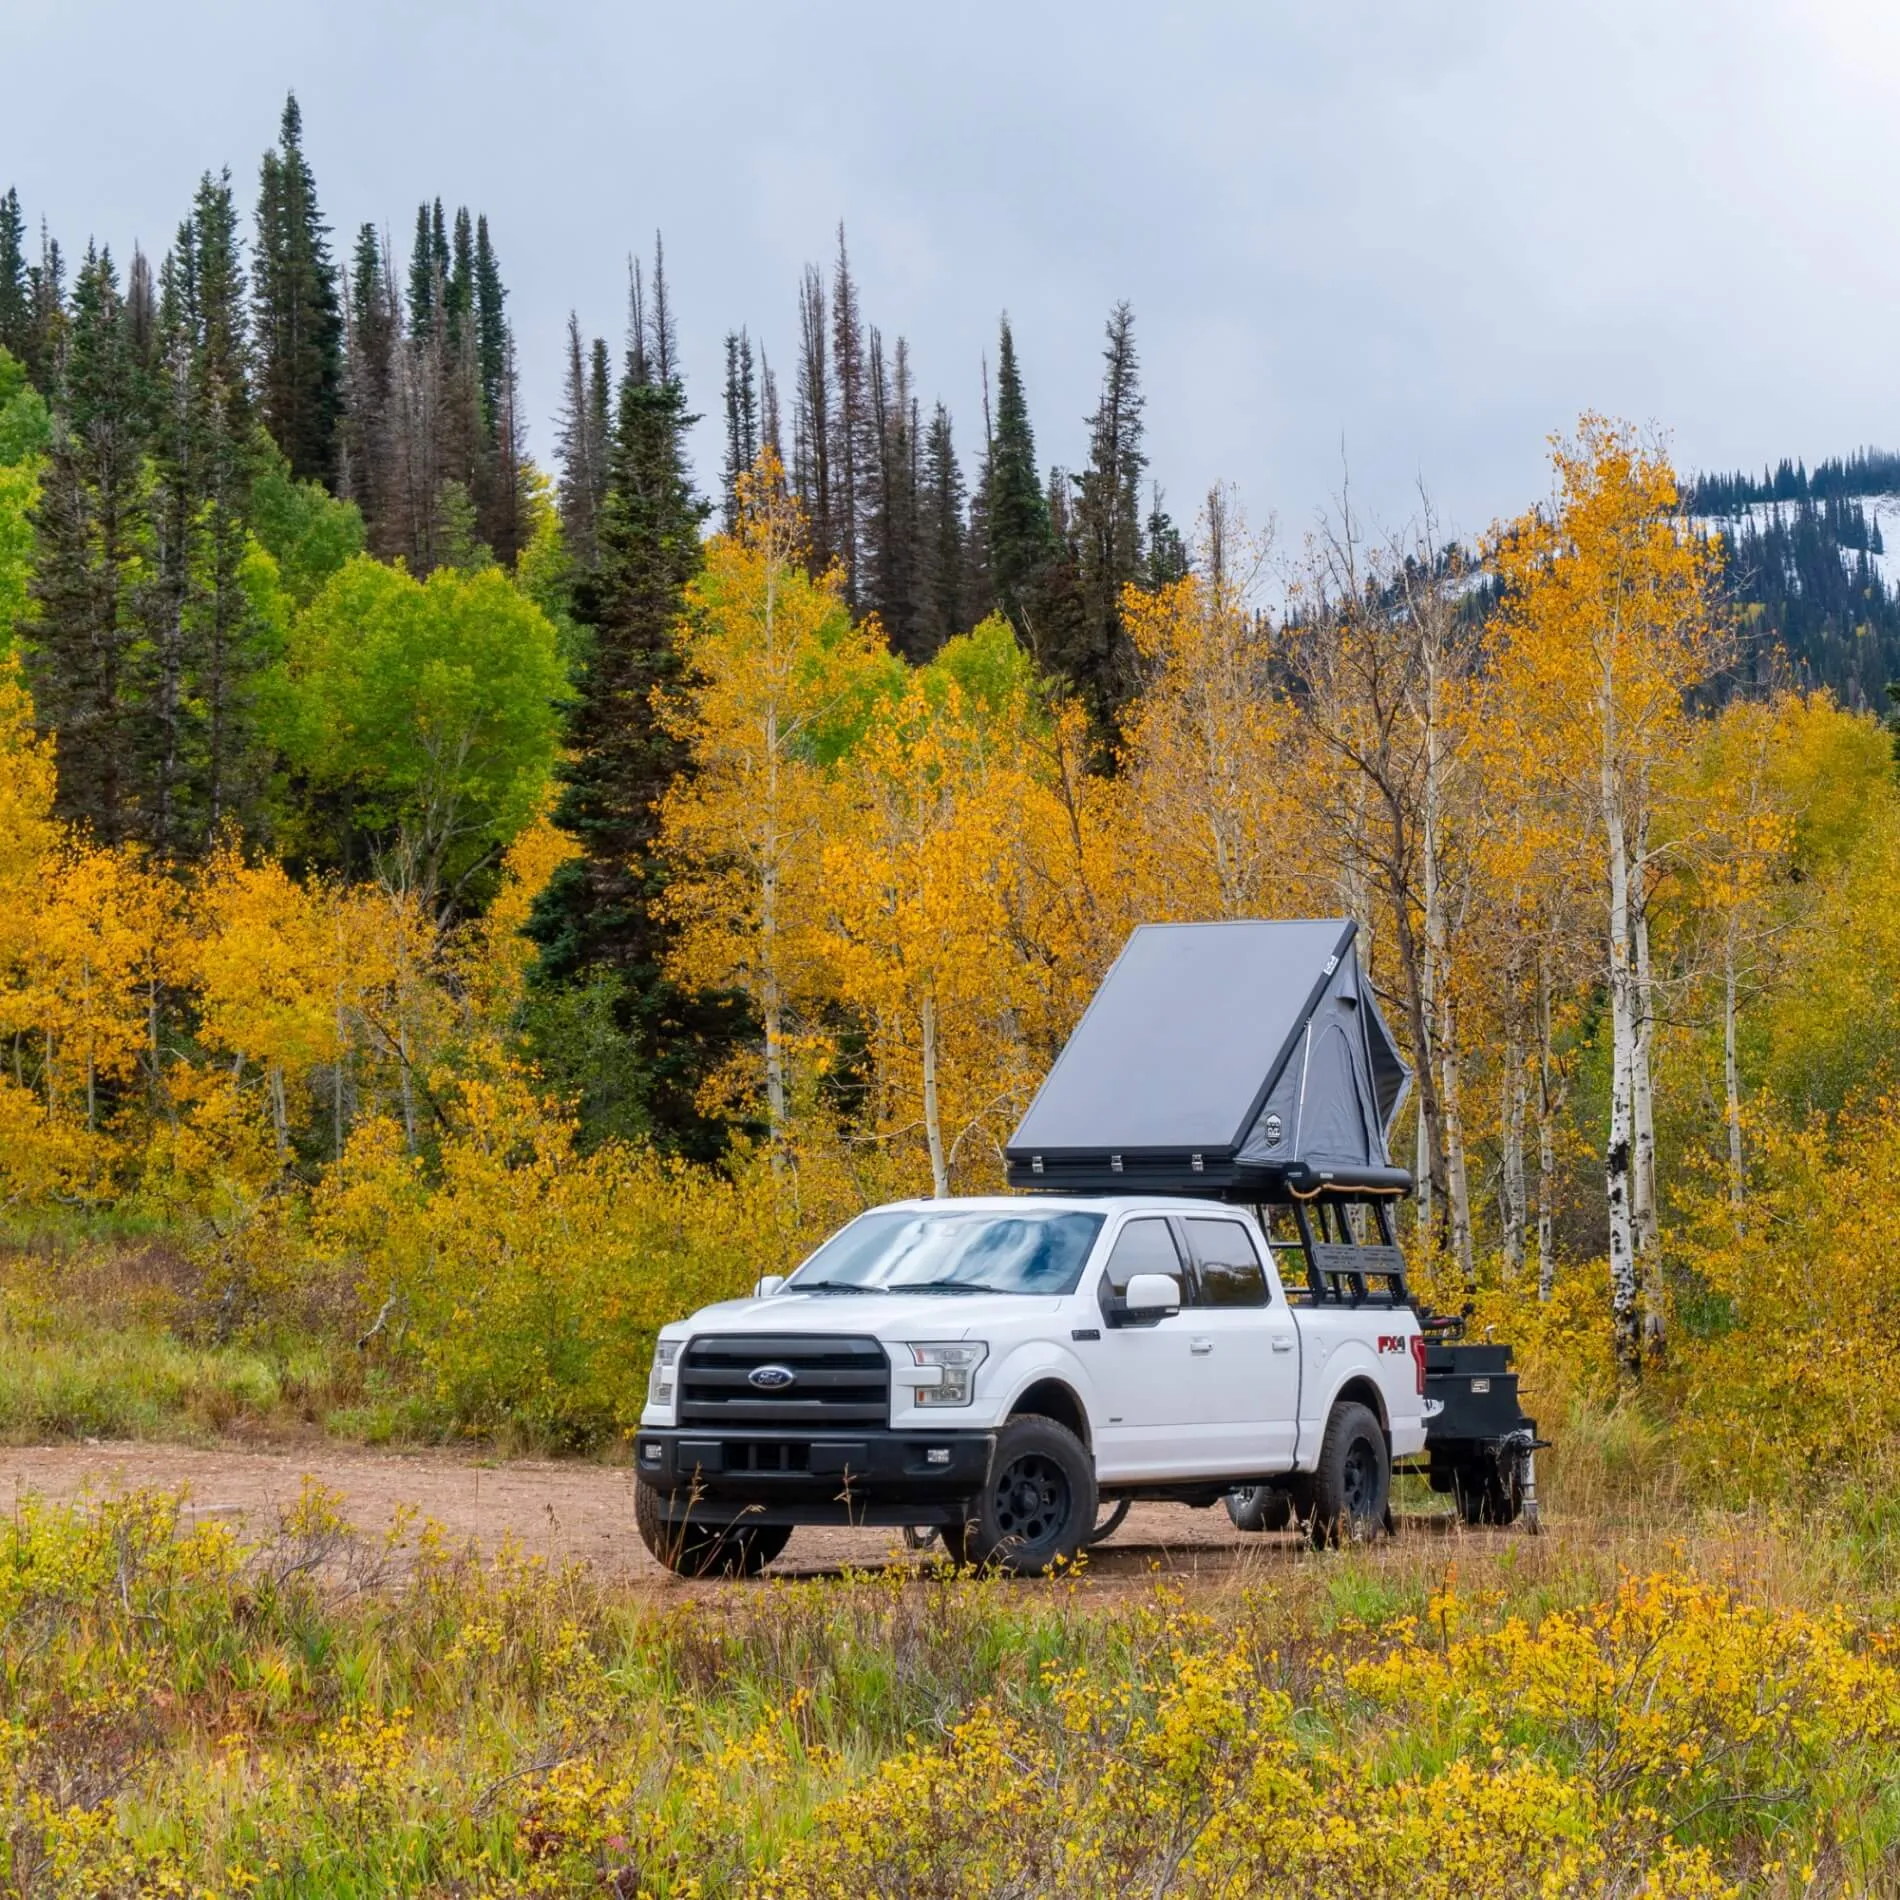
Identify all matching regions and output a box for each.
[633,1426,995,1527]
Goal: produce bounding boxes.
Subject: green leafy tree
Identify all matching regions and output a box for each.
[253,93,344,487]
[0,345,49,654]
[269,555,564,910]
[249,452,365,608]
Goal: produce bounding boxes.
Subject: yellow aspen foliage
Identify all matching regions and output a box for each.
[1112,572,1312,925]
[824,645,1051,1195]
[455,799,580,1029]
[28,843,176,1141]
[1490,417,1732,1372]
[658,455,896,1153]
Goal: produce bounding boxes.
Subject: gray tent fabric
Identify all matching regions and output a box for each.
[1006,918,1413,1198]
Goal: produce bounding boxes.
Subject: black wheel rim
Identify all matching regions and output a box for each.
[1341,1437,1379,1521]
[990,1452,1070,1545]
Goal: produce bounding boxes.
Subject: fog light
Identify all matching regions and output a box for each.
[926,1448,950,1466]
[641,1443,663,1464]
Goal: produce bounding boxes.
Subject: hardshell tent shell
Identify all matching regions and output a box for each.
[1004,918,1412,1199]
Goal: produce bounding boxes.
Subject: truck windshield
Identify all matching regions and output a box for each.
[791,1209,1106,1296]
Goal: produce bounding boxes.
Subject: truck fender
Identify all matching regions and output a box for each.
[989,1342,1097,1447]
[1297,1339,1390,1473]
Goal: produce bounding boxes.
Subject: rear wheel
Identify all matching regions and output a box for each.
[1306,1402,1390,1546]
[942,1416,1096,1575]
[635,1479,792,1577]
[1225,1485,1294,1533]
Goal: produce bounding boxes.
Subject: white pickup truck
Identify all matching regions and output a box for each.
[633,1194,1427,1575]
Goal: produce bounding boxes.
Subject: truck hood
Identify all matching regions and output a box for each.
[671,1290,1069,1340]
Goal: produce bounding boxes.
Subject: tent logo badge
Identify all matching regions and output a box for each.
[1263,1114,1284,1148]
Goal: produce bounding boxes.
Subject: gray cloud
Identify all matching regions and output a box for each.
[10,0,1896,547]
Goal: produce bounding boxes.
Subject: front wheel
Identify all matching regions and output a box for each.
[942,1416,1096,1575]
[635,1479,792,1577]
[1305,1402,1390,1547]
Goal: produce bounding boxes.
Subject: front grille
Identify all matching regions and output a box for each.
[678,1335,890,1429]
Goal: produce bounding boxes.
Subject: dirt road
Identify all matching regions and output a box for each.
[4,1439,1402,1587]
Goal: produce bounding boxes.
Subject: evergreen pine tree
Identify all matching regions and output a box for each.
[1060,300,1145,734]
[0,189,27,367]
[123,246,161,397]
[986,315,1050,636]
[253,92,344,486]
[526,240,736,1159]
[1144,482,1188,587]
[406,203,438,333]
[24,224,67,391]
[555,311,609,570]
[338,222,395,523]
[829,226,868,605]
[24,244,149,842]
[139,172,271,852]
[473,214,507,431]
[759,344,783,470]
[866,331,920,654]
[720,327,758,532]
[916,399,967,655]
[793,265,831,567]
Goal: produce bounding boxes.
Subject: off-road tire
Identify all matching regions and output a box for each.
[634,1478,792,1578]
[942,1416,1097,1576]
[1085,1497,1132,1546]
[1453,1452,1524,1528]
[1225,1484,1295,1533]
[1305,1401,1390,1547]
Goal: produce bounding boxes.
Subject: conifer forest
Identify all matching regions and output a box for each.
[5,79,1900,1899]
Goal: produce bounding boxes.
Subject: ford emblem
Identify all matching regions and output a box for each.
[748,1364,797,1391]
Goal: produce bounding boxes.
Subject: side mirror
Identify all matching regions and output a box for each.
[1121,1273,1181,1323]
[753,1274,786,1298]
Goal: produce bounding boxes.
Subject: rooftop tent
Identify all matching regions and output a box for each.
[1004,918,1413,1199]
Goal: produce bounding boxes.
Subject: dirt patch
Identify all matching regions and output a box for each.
[0,1438,1436,1590]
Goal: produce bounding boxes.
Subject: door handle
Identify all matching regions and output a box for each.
[1271,1337,1293,1354]
[1189,1338,1213,1356]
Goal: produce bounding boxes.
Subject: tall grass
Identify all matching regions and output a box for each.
[4,1485,1899,1895]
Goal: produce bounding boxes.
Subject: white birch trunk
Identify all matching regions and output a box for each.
[1603,785,1640,1375]
[1724,920,1745,1226]
[1631,869,1663,1359]
[921,984,948,1198]
[1440,984,1475,1292]
[760,549,789,1180]
[1502,1018,1526,1283]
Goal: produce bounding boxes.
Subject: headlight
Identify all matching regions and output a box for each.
[648,1339,682,1408]
[905,1341,988,1407]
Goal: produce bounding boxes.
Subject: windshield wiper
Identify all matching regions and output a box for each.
[787,1280,885,1294]
[893,1279,1003,1295]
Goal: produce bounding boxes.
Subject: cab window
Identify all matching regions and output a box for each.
[1185,1218,1269,1308]
[1101,1217,1184,1297]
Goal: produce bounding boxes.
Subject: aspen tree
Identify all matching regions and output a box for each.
[1492,419,1730,1373]
[658,456,893,1173]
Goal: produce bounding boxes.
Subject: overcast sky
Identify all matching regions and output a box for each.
[10,0,1899,549]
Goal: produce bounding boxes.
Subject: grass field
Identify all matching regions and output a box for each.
[5,1472,1899,1898]
[8,1230,1900,1895]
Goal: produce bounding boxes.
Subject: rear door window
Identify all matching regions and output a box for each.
[1184,1218,1270,1308]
